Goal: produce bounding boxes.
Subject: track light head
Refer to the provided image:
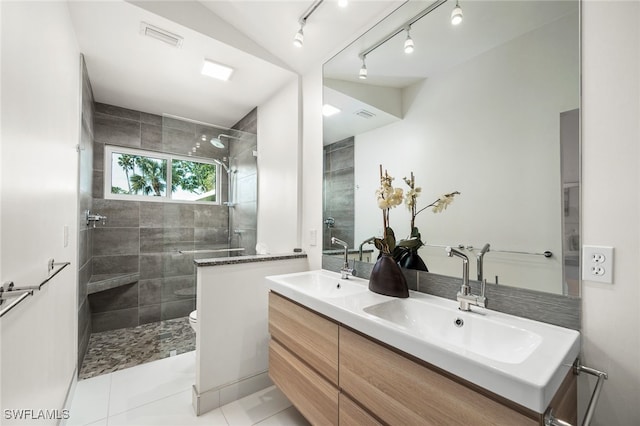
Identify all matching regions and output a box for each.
[451,1,463,26]
[404,28,414,54]
[359,57,367,80]
[293,26,304,47]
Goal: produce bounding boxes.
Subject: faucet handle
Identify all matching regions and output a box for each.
[331,237,348,248]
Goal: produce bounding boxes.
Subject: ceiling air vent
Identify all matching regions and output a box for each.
[355,109,376,119]
[140,22,183,48]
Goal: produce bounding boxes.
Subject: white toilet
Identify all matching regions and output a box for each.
[189,310,197,333]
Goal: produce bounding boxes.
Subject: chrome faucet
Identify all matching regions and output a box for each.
[476,243,490,282]
[358,236,376,261]
[446,246,486,311]
[331,237,356,279]
[86,210,107,228]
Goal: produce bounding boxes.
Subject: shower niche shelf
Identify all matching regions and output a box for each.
[87,272,139,295]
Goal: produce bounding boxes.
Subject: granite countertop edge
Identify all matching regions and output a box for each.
[194,252,308,267]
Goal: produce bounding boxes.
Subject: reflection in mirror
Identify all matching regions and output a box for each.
[322,0,579,296]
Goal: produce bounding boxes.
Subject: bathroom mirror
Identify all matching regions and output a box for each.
[322,0,580,296]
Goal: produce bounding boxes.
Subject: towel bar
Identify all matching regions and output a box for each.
[0,259,70,318]
[544,360,608,426]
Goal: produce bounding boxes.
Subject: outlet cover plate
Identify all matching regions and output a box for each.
[582,245,614,284]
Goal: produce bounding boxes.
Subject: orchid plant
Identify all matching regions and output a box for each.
[374,165,460,260]
[398,171,460,252]
[374,165,404,254]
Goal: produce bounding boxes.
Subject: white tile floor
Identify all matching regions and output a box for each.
[66,351,309,426]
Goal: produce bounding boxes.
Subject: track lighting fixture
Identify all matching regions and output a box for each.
[356,0,466,78]
[404,27,414,54]
[359,56,367,80]
[293,25,304,48]
[451,0,463,26]
[292,0,324,48]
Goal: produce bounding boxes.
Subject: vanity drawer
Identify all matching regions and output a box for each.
[339,327,538,426]
[339,393,382,426]
[269,339,339,425]
[268,292,339,385]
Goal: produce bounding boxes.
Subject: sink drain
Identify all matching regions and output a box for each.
[454,318,464,327]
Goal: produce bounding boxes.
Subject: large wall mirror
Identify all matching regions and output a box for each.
[322,0,580,297]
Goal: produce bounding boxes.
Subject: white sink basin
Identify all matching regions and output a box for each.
[266,269,368,299]
[364,298,542,364]
[266,269,580,413]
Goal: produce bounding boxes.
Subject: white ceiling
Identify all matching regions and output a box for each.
[322,0,579,143]
[67,0,402,128]
[323,0,578,87]
[198,0,404,76]
[66,0,576,133]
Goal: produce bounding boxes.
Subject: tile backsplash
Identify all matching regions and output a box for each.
[322,255,580,330]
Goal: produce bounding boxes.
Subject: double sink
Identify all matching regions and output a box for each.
[266,269,580,413]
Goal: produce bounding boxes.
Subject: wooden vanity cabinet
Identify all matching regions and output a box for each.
[268,292,339,425]
[268,292,576,426]
[340,326,538,426]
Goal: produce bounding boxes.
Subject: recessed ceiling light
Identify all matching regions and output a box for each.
[322,104,341,117]
[201,59,234,81]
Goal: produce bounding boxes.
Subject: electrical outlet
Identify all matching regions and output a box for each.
[583,245,614,284]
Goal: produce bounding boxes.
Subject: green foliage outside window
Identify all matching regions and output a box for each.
[109,149,217,203]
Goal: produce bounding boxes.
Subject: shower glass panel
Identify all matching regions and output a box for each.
[155,114,258,338]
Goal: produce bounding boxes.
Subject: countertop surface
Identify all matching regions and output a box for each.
[194,252,307,267]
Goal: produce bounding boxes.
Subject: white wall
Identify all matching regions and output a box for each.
[257,79,301,254]
[301,68,324,270]
[0,0,3,412]
[0,1,80,423]
[194,258,308,414]
[352,14,578,293]
[581,1,640,424]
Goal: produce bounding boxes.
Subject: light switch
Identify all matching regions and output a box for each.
[309,229,317,246]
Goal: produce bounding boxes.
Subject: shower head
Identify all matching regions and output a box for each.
[210,133,241,149]
[213,158,231,173]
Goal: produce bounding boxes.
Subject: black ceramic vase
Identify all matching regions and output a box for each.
[397,247,429,272]
[369,253,409,298]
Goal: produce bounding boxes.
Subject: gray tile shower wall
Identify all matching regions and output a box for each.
[87,102,243,333]
[322,255,581,330]
[78,55,95,370]
[323,138,355,250]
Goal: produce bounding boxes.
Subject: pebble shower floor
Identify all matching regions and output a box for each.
[79,316,195,379]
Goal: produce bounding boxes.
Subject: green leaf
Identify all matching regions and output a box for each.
[384,227,396,252]
[410,227,421,239]
[391,246,407,262]
[397,238,423,250]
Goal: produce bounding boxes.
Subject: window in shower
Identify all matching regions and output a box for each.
[105,146,219,203]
